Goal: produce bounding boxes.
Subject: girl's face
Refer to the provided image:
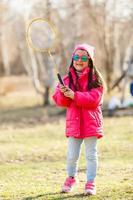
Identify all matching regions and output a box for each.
[73,50,89,72]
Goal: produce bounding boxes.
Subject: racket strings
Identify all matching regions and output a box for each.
[27,19,56,52]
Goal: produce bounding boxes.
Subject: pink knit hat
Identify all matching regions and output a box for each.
[72,43,95,61]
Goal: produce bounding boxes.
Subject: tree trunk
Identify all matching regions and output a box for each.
[43,86,50,106]
[1,27,10,75]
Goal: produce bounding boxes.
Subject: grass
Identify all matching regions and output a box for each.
[0,105,132,200]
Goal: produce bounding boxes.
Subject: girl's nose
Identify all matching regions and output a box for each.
[77,57,82,62]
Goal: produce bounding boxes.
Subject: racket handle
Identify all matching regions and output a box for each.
[57,73,65,86]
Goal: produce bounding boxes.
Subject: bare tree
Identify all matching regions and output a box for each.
[75,0,133,90]
[0,3,11,75]
[0,0,132,101]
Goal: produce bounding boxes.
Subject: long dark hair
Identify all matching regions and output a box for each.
[68,56,105,91]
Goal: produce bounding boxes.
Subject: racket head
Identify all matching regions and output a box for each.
[26,18,57,52]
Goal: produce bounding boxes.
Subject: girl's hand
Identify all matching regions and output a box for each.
[64,90,74,99]
[59,84,74,99]
[59,84,69,93]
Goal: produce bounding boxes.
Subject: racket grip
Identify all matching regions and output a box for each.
[57,73,64,86]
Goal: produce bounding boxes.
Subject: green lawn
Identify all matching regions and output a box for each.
[0,106,133,200]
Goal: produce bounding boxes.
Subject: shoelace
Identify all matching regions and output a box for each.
[85,182,95,189]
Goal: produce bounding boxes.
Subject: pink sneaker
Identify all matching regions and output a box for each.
[62,177,76,193]
[84,181,96,195]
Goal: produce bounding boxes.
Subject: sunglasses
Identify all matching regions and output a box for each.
[73,54,88,62]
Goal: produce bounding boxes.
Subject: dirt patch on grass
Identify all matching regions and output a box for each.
[0,105,66,129]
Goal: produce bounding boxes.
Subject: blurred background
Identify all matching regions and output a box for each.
[0,0,133,112]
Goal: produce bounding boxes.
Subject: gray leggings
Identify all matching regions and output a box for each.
[67,137,98,182]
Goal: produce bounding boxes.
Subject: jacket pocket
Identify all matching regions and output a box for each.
[66,119,79,132]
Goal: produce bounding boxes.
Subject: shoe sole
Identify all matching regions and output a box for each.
[84,191,96,195]
[61,188,72,193]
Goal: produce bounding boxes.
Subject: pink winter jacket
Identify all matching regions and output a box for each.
[53,67,104,139]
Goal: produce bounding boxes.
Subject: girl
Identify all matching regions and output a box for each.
[53,43,105,195]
